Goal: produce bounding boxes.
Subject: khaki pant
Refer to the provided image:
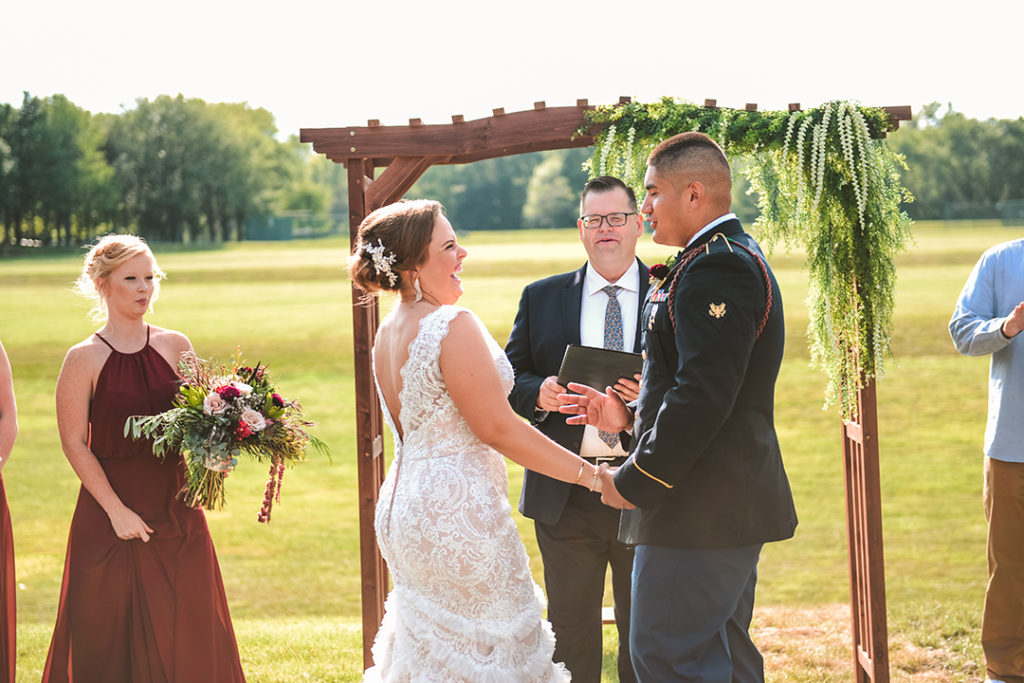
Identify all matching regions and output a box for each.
[983,457,1024,683]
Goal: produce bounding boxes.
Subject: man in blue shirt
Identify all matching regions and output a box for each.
[949,238,1024,683]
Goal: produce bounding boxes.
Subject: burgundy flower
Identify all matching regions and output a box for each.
[217,385,242,400]
[271,393,285,408]
[649,263,669,279]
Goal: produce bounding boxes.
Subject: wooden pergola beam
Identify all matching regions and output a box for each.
[366,156,441,212]
[301,102,912,168]
[301,103,599,167]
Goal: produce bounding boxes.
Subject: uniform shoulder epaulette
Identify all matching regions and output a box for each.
[703,232,738,257]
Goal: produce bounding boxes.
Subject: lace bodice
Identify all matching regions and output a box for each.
[367,305,567,682]
[385,305,514,462]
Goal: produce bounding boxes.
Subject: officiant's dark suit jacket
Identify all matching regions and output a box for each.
[615,219,798,547]
[506,259,650,524]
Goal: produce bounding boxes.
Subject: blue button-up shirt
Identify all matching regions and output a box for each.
[949,238,1024,462]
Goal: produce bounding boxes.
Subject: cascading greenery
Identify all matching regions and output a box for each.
[580,98,913,418]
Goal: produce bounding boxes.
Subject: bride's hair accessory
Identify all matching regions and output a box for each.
[413,276,423,303]
[363,239,398,287]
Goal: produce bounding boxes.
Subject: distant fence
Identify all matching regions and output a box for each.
[245,213,346,240]
[943,200,1024,224]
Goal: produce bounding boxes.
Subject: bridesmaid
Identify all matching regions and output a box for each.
[0,340,16,683]
[43,235,245,682]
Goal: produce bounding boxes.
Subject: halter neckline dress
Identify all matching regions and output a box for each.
[43,326,245,682]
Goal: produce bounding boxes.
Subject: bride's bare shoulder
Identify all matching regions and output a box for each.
[440,309,490,357]
[444,307,485,336]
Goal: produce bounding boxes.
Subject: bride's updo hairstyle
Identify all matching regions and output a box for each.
[348,199,442,296]
[74,233,165,321]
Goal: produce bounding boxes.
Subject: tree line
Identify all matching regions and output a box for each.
[0,92,342,248]
[886,102,1024,219]
[0,95,1020,250]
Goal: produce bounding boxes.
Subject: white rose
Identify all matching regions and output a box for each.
[233,381,253,395]
[240,407,268,432]
[203,392,228,416]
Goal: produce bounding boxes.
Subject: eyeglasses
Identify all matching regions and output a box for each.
[579,212,636,229]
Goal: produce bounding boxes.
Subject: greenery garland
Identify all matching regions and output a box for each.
[580,98,913,418]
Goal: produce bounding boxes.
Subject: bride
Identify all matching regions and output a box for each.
[349,199,607,682]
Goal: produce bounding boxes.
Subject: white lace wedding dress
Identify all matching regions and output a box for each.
[364,306,570,683]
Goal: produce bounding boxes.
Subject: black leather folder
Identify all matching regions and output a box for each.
[556,344,642,392]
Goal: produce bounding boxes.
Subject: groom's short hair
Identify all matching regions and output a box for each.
[580,175,637,213]
[648,132,732,193]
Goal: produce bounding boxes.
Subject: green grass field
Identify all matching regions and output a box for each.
[1,219,1021,681]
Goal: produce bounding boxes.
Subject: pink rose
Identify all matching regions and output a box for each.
[240,408,268,433]
[203,392,228,416]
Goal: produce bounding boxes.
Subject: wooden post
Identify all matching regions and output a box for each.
[348,159,388,669]
[347,154,436,667]
[841,377,890,681]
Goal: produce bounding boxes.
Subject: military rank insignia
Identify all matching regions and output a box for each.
[708,302,727,318]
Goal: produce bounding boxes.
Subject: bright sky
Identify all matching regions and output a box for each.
[4,0,1021,142]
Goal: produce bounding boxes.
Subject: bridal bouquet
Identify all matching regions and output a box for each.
[125,353,327,522]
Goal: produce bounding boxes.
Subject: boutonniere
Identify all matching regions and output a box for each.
[648,254,679,286]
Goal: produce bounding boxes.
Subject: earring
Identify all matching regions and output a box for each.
[413,277,423,304]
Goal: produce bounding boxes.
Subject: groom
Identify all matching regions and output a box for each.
[506,175,648,682]
[561,133,797,681]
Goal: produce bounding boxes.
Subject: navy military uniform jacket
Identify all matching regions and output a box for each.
[615,219,797,548]
[506,259,650,525]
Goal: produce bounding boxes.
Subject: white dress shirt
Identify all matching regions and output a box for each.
[578,260,640,457]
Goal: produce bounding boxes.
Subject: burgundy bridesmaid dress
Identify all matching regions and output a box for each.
[0,476,15,683]
[43,328,245,682]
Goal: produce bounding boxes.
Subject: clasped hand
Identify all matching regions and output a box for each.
[560,384,636,510]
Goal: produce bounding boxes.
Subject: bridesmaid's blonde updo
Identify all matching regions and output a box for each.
[74,234,165,321]
[348,199,442,296]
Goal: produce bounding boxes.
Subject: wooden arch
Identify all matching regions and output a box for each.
[300,98,911,680]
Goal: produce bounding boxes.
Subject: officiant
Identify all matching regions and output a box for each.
[505,175,649,683]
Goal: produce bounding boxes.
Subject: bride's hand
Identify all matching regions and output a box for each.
[599,467,635,510]
[558,382,631,433]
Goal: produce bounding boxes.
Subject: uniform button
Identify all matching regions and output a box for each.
[641,350,647,360]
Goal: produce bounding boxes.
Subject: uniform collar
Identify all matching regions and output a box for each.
[685,213,738,248]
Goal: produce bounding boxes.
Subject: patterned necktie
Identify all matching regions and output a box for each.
[599,285,623,448]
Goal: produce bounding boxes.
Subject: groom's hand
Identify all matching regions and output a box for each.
[557,382,630,433]
[599,467,635,510]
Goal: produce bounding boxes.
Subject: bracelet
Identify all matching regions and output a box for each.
[589,465,601,493]
[573,460,586,485]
